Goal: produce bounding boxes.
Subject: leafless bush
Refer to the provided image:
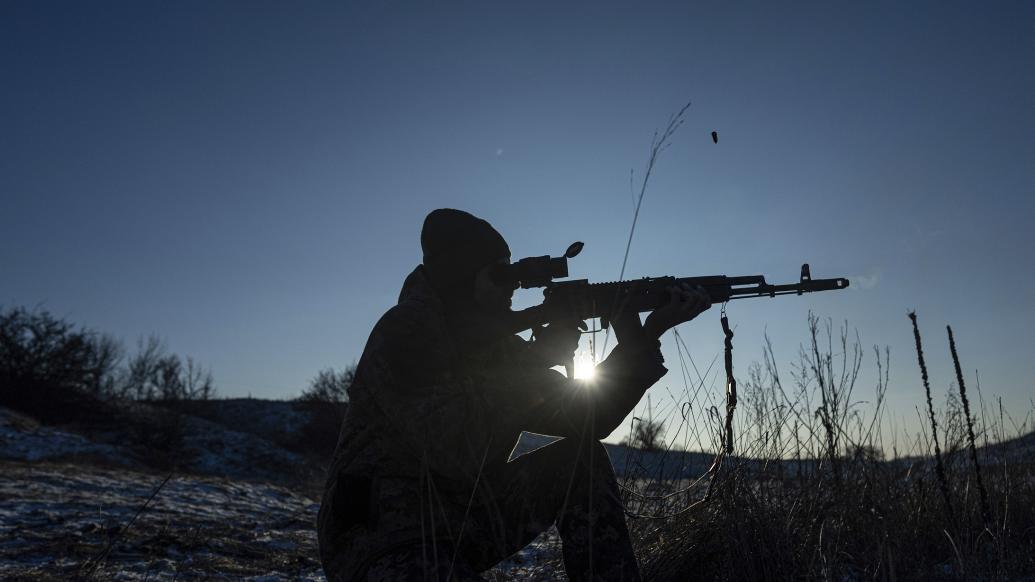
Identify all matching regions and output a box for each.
[0,306,122,396]
[624,418,666,452]
[0,304,218,456]
[630,313,1034,581]
[0,307,124,424]
[623,398,666,452]
[293,365,355,457]
[297,366,353,404]
[122,335,216,402]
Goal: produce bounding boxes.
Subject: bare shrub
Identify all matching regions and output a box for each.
[122,335,216,401]
[623,417,665,452]
[294,365,355,457]
[632,314,1034,581]
[0,307,121,394]
[0,307,123,422]
[0,305,216,464]
[298,366,353,404]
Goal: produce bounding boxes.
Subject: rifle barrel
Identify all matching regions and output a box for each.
[725,277,850,300]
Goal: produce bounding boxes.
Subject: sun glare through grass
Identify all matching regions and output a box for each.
[573,352,596,381]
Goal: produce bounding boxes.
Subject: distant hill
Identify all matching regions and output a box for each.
[0,399,328,490]
[159,398,318,452]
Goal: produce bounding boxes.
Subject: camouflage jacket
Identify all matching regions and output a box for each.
[317,265,666,579]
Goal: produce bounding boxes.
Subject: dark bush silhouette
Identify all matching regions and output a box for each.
[622,417,665,451]
[122,335,215,401]
[294,365,354,457]
[0,307,216,404]
[298,366,353,404]
[0,307,124,423]
[0,304,216,464]
[0,307,120,393]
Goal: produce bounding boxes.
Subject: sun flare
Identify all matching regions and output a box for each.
[573,353,596,381]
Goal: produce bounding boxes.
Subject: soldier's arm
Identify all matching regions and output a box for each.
[512,283,708,439]
[479,296,671,440]
[484,334,667,441]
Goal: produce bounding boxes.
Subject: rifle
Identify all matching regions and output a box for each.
[491,242,849,373]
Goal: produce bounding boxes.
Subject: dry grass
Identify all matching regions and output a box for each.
[614,313,1035,581]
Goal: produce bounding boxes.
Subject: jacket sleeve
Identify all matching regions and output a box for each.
[483,339,668,440]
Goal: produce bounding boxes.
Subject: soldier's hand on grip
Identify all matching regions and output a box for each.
[643,283,710,339]
[530,319,586,367]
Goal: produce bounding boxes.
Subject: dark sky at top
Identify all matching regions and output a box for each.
[3,1,1033,444]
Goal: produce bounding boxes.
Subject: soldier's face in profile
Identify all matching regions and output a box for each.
[474,258,515,313]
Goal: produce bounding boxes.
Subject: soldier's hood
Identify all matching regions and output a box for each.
[398,265,506,348]
[398,265,444,310]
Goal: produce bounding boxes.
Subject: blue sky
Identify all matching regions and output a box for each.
[3,1,1033,447]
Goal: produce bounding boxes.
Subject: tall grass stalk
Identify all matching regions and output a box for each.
[909,311,955,521]
[947,324,993,529]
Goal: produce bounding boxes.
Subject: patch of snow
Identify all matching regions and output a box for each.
[490,525,565,580]
[0,408,138,467]
[0,462,323,579]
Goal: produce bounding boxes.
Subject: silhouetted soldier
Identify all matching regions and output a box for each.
[317,209,709,581]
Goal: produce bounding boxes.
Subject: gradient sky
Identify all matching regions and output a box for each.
[3,1,1033,447]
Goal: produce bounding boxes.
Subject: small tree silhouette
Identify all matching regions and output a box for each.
[623,417,665,451]
[123,335,215,401]
[0,307,123,421]
[0,307,123,393]
[298,366,354,404]
[295,365,355,456]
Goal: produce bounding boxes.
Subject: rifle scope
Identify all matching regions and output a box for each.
[490,241,583,289]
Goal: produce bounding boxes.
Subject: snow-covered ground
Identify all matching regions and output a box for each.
[0,405,324,579]
[0,461,323,580]
[5,401,1027,580]
[0,461,564,581]
[0,406,563,580]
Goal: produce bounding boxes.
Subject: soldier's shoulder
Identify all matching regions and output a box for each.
[372,297,442,339]
[364,300,451,368]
